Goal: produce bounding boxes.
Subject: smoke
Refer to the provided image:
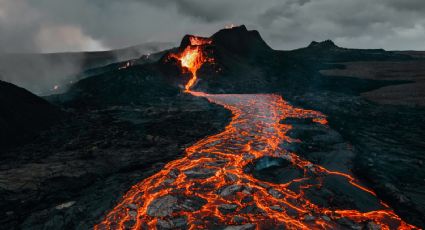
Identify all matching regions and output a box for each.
[35,25,108,53]
[0,41,175,95]
[0,53,83,95]
[111,41,175,62]
[1,0,425,94]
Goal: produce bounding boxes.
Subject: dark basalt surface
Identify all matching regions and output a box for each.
[0,25,424,228]
[0,94,231,229]
[0,80,62,147]
[285,92,425,227]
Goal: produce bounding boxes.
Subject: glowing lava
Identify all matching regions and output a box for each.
[95,38,418,229]
[95,92,416,229]
[169,36,213,91]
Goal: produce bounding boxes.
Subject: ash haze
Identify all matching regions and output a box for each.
[1,0,425,94]
[1,0,425,53]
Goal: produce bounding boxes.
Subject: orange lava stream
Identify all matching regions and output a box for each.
[94,38,418,229]
[95,91,417,229]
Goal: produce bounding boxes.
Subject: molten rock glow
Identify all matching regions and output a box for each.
[169,36,213,91]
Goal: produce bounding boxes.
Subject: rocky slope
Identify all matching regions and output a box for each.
[0,80,62,147]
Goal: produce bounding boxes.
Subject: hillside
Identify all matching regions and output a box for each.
[0,80,62,147]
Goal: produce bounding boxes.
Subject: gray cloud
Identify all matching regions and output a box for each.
[1,0,424,95]
[0,0,424,53]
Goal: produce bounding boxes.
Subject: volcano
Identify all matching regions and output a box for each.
[1,25,424,229]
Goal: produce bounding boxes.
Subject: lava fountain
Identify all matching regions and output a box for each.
[94,36,418,229]
[168,36,213,92]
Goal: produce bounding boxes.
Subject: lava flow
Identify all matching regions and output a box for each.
[95,37,418,229]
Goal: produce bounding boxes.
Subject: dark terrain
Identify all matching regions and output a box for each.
[0,25,424,229]
[0,80,62,147]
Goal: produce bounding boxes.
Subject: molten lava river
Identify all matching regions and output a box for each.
[96,38,417,229]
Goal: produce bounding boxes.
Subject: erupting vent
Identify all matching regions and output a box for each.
[168,36,213,92]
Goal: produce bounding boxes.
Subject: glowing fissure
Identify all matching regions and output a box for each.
[95,37,417,229]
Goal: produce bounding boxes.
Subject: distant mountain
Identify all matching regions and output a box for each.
[287,39,411,62]
[0,80,62,147]
[0,42,174,95]
[308,40,339,49]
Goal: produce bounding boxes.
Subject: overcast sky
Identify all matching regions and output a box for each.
[1,0,425,53]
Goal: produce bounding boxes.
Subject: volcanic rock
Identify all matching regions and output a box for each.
[177,195,207,212]
[124,220,136,229]
[322,215,331,221]
[219,184,243,197]
[241,196,254,203]
[225,173,238,182]
[232,216,247,224]
[268,188,284,199]
[239,205,265,215]
[147,195,178,217]
[55,201,76,210]
[304,214,315,221]
[337,217,363,229]
[218,204,238,214]
[184,167,217,179]
[367,221,381,230]
[223,223,256,230]
[270,205,283,212]
[157,216,188,229]
[127,203,137,210]
[128,211,137,219]
[168,169,180,178]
